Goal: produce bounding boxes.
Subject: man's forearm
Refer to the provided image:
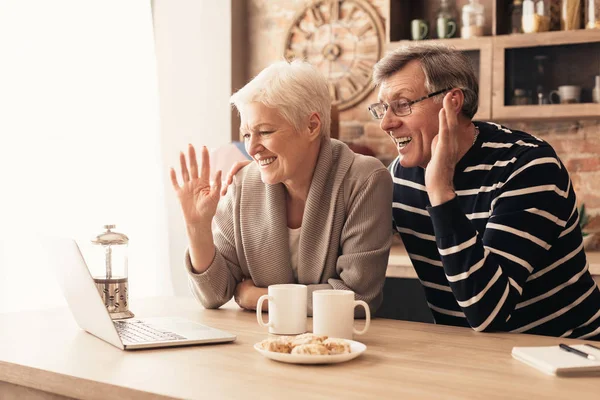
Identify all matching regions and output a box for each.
[186,224,216,274]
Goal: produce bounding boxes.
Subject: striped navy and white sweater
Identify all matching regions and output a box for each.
[390,121,600,340]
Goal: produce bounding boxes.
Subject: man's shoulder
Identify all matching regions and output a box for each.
[476,121,559,161]
[477,121,549,147]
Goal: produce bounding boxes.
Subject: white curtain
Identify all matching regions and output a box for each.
[0,1,170,312]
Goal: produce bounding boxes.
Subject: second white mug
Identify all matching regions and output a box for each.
[256,284,307,335]
[549,85,581,104]
[312,289,370,340]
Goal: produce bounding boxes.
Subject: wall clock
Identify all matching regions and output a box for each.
[284,0,385,111]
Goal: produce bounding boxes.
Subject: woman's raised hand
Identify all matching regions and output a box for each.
[170,144,222,228]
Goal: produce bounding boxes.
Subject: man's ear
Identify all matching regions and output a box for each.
[307,112,322,141]
[451,88,465,112]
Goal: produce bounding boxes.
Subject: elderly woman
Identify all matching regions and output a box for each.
[170,60,392,316]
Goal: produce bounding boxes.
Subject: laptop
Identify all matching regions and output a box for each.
[46,236,236,350]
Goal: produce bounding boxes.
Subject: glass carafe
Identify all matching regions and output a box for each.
[90,225,134,319]
[532,55,550,104]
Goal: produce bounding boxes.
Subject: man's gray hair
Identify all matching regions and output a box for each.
[230,60,331,137]
[373,43,479,119]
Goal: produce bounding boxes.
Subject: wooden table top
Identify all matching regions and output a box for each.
[1,297,599,400]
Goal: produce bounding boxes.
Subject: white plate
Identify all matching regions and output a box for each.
[254,339,367,364]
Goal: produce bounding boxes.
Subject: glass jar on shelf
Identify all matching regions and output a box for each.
[586,0,600,28]
[561,0,583,30]
[461,0,485,38]
[512,88,532,105]
[523,0,551,32]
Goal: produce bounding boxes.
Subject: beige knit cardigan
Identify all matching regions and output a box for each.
[185,137,393,316]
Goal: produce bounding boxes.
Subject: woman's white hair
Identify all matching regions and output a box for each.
[230,60,331,137]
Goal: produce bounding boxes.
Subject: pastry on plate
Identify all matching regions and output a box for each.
[323,338,351,355]
[258,336,293,354]
[291,333,328,347]
[291,343,329,355]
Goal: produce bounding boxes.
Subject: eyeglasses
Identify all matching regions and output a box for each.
[367,88,453,119]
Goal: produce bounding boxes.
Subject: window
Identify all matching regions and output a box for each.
[0,1,167,312]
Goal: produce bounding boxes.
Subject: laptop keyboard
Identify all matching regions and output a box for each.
[114,320,187,343]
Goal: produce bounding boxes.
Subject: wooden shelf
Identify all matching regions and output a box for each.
[386,36,493,51]
[493,29,600,49]
[493,30,600,120]
[383,0,600,122]
[492,103,600,121]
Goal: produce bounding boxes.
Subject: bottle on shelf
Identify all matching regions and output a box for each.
[510,0,524,33]
[561,0,583,30]
[585,0,600,29]
[593,75,600,103]
[461,0,485,38]
[436,0,458,38]
[532,55,550,104]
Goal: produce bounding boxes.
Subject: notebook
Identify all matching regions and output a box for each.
[512,344,600,376]
[43,235,236,350]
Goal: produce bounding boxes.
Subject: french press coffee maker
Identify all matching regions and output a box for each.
[90,225,134,319]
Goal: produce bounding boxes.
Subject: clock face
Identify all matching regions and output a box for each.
[284,0,384,111]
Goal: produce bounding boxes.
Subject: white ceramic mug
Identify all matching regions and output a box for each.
[312,290,370,340]
[549,85,581,104]
[256,284,307,335]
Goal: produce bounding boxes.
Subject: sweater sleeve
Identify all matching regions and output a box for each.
[326,167,393,317]
[427,146,574,331]
[184,179,244,309]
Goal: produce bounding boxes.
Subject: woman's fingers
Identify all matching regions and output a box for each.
[179,151,190,182]
[213,170,222,197]
[200,146,211,181]
[169,168,180,191]
[188,144,199,180]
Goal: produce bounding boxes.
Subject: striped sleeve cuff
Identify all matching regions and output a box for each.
[427,196,472,238]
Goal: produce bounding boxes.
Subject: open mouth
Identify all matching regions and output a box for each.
[257,156,277,167]
[393,136,412,149]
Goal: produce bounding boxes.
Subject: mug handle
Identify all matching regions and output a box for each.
[352,300,371,335]
[420,22,428,39]
[256,295,273,327]
[447,20,456,38]
[549,90,560,104]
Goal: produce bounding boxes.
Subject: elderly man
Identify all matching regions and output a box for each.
[369,43,600,340]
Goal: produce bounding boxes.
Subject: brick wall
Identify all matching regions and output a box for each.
[246,0,600,219]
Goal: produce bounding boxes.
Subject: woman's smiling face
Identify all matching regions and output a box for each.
[240,102,313,185]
